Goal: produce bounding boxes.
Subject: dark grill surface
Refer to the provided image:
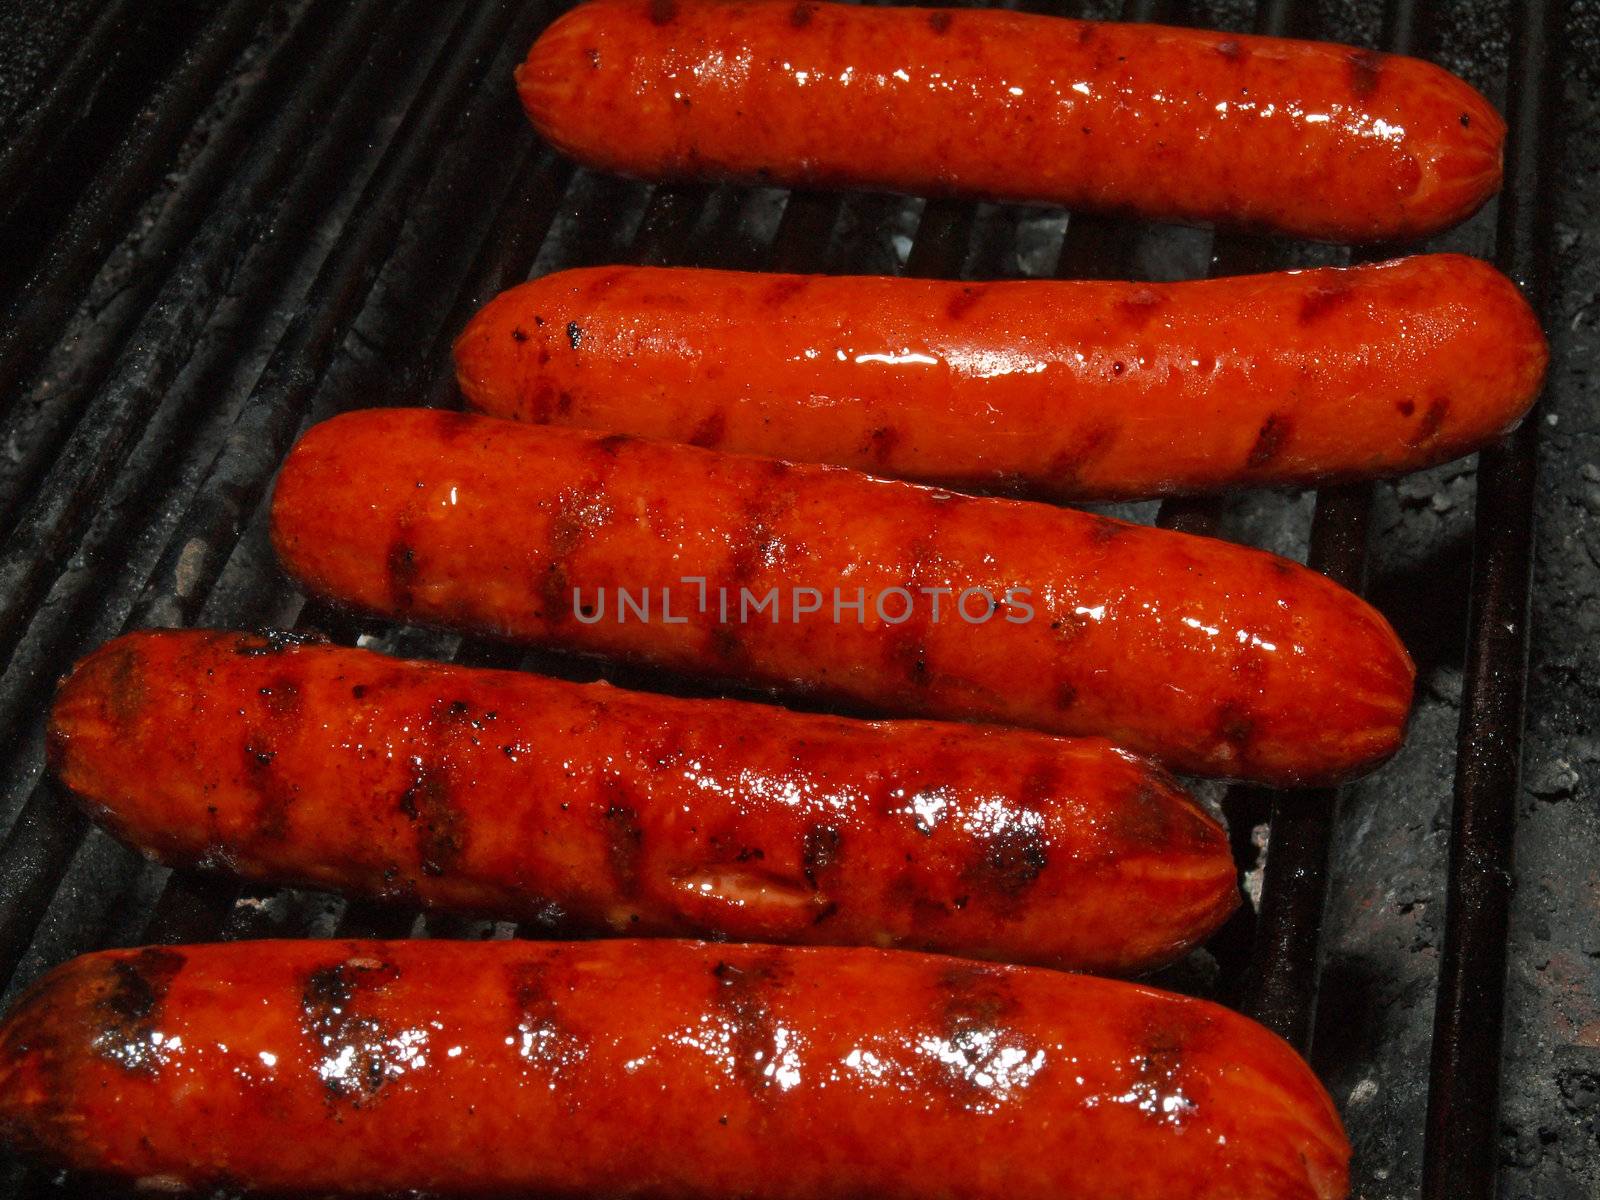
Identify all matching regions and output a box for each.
[0,0,1593,1196]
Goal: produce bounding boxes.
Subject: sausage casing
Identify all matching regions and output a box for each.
[269,409,1415,786]
[49,629,1238,974]
[520,0,1503,242]
[0,939,1351,1198]
[455,256,1547,500]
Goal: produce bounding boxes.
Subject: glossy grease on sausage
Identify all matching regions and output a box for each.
[50,629,1237,974]
[519,0,1503,242]
[0,939,1351,1198]
[269,409,1415,785]
[455,256,1546,499]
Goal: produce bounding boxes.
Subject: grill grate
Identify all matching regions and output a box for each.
[0,0,1576,1196]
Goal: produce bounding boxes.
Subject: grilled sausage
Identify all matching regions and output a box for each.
[49,629,1238,974]
[269,408,1414,786]
[0,939,1351,1198]
[519,0,1503,243]
[455,256,1547,500]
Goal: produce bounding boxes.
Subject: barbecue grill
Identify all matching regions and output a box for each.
[0,0,1586,1196]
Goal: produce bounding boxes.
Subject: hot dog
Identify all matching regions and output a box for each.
[0,939,1351,1198]
[49,629,1237,974]
[269,409,1414,786]
[454,256,1547,500]
[519,0,1503,243]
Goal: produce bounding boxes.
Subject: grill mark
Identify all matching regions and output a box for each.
[1045,420,1119,489]
[964,800,1050,900]
[90,948,186,1075]
[928,9,953,32]
[506,959,582,1081]
[710,955,788,1095]
[649,0,677,24]
[1348,49,1385,99]
[1217,700,1256,756]
[398,759,463,878]
[429,409,477,443]
[926,965,1038,1108]
[945,284,985,319]
[690,410,727,448]
[540,481,615,624]
[720,475,797,659]
[1246,411,1293,468]
[790,2,815,27]
[762,276,811,306]
[1298,280,1356,323]
[386,522,419,612]
[603,786,644,899]
[1116,286,1164,328]
[867,425,901,465]
[244,736,294,843]
[301,957,402,1108]
[1408,397,1450,445]
[801,826,841,887]
[883,518,941,689]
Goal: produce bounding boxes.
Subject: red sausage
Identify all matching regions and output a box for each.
[0,939,1352,1198]
[455,256,1547,499]
[269,408,1415,786]
[519,0,1504,242]
[50,629,1238,974]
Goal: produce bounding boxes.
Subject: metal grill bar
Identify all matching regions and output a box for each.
[1421,0,1563,1191]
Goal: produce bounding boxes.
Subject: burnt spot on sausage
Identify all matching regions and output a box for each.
[689,410,727,449]
[946,284,985,319]
[89,948,187,1075]
[603,788,644,898]
[301,956,403,1108]
[648,0,677,24]
[1347,49,1385,98]
[709,955,788,1094]
[790,2,815,27]
[1246,411,1292,468]
[964,805,1049,900]
[584,47,601,69]
[596,432,632,457]
[511,327,529,343]
[398,758,464,877]
[801,826,841,887]
[1408,397,1450,445]
[555,390,575,417]
[928,9,953,32]
[1298,280,1356,323]
[386,531,419,611]
[1397,398,1416,418]
[867,425,901,464]
[1215,39,1243,60]
[1056,680,1078,710]
[506,959,582,1078]
[566,321,585,350]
